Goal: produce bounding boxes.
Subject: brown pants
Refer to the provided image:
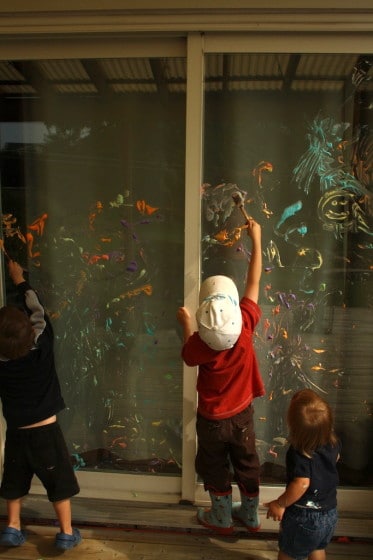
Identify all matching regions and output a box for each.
[195,405,260,494]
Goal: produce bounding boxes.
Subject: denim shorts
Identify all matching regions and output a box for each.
[0,422,80,502]
[279,506,337,560]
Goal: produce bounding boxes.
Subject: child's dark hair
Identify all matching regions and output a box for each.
[0,305,34,360]
[287,389,337,456]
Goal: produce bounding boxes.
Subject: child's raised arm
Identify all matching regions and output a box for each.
[243,219,262,303]
[7,260,25,286]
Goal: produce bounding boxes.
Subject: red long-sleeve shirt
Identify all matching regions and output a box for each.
[182,297,265,420]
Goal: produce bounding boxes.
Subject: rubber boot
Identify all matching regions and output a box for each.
[232,492,260,532]
[197,491,234,535]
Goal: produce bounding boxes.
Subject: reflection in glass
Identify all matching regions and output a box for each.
[203,53,373,487]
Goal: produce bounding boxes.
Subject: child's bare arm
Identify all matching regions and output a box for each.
[7,260,25,285]
[264,477,310,522]
[243,219,262,303]
[177,306,194,344]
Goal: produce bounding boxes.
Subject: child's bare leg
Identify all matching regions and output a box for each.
[278,551,295,559]
[52,499,73,534]
[308,550,326,560]
[6,498,22,530]
[278,549,326,560]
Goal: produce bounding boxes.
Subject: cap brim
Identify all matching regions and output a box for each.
[199,275,239,304]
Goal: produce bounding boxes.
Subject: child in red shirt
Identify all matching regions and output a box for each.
[177,219,265,535]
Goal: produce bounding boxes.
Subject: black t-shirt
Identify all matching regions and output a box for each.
[0,282,65,428]
[286,441,341,510]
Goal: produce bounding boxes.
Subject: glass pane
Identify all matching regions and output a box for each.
[0,56,186,476]
[202,53,373,488]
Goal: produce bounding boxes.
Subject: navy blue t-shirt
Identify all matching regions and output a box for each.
[286,441,341,510]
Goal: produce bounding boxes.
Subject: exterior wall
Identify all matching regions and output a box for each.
[0,1,373,36]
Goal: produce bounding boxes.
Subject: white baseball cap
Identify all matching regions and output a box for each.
[196,275,242,351]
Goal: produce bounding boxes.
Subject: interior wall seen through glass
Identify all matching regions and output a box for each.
[0,57,186,476]
[202,53,373,488]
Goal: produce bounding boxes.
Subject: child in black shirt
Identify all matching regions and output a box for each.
[0,260,81,550]
[265,389,341,560]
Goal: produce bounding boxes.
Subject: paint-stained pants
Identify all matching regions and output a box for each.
[195,405,260,495]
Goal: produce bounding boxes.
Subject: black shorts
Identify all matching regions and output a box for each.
[0,422,80,502]
[195,405,260,494]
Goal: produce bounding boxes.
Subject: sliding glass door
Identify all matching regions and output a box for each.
[198,38,372,509]
[0,30,372,511]
[0,47,187,501]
